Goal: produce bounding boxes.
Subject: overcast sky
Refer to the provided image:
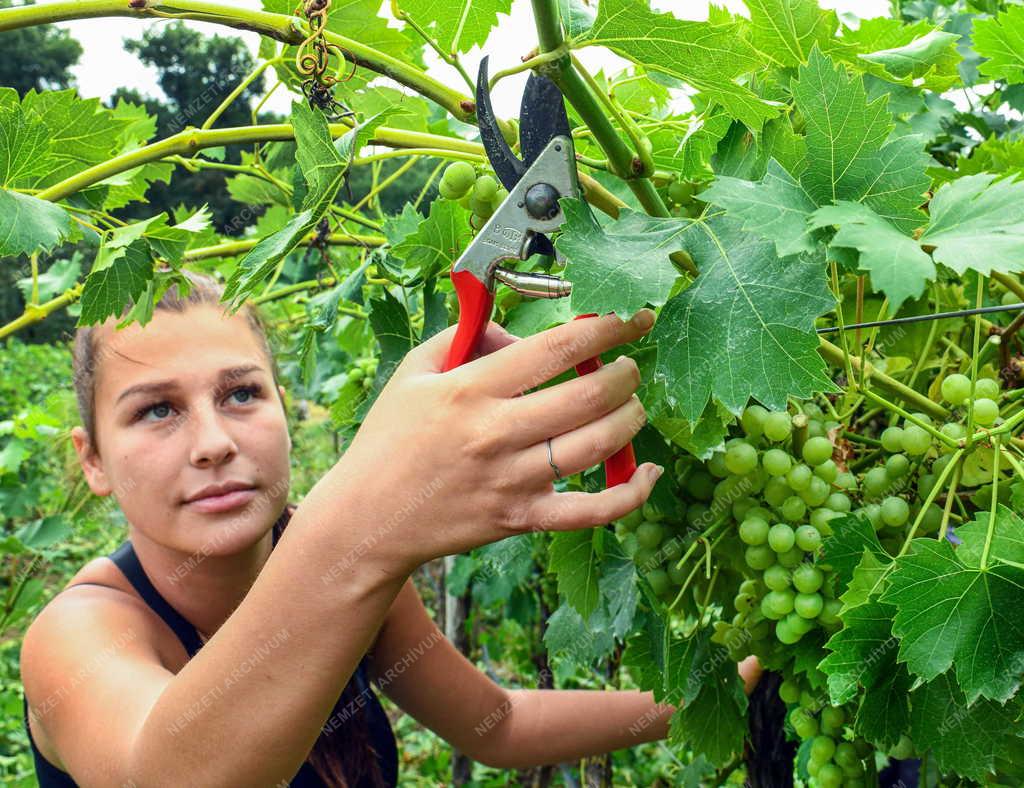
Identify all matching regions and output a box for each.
[52,0,890,119]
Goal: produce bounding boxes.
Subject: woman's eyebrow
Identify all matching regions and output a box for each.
[115,365,265,405]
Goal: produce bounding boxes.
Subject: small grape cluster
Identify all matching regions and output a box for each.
[438,161,509,227]
[783,687,873,787]
[616,503,694,602]
[345,356,378,391]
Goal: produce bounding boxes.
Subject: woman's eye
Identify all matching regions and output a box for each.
[135,402,173,423]
[133,385,262,424]
[229,384,262,404]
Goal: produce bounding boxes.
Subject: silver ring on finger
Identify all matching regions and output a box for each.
[546,437,563,481]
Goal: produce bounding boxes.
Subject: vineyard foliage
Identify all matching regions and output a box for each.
[3,0,1024,784]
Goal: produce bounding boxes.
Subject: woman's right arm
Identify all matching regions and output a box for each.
[22,310,660,787]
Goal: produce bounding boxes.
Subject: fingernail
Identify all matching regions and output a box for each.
[650,464,664,481]
[632,309,655,330]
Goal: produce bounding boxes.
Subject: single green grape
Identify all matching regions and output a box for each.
[732,496,758,522]
[941,422,967,442]
[790,708,819,738]
[818,598,842,627]
[739,517,770,545]
[834,471,857,490]
[795,524,822,552]
[745,544,776,570]
[901,425,932,456]
[768,523,796,553]
[809,508,837,531]
[880,426,905,452]
[814,459,838,483]
[442,161,476,193]
[781,495,807,522]
[820,705,846,732]
[762,589,795,618]
[785,610,815,635]
[776,618,802,644]
[810,735,836,764]
[794,591,824,618]
[972,397,1000,426]
[885,453,910,478]
[802,436,833,466]
[734,591,756,614]
[817,763,844,788]
[473,173,499,201]
[786,464,813,491]
[793,564,824,593]
[975,377,1001,400]
[636,522,664,549]
[685,471,715,501]
[763,411,793,442]
[764,564,792,591]
[833,741,859,770]
[438,177,468,200]
[860,503,883,532]
[707,451,729,478]
[740,404,768,437]
[801,476,831,507]
[805,419,826,439]
[825,492,851,512]
[668,179,695,204]
[940,373,972,405]
[880,496,910,527]
[646,569,670,596]
[762,448,793,477]
[778,678,801,704]
[777,546,805,568]
[725,441,758,475]
[862,467,890,500]
[641,501,664,522]
[764,477,790,509]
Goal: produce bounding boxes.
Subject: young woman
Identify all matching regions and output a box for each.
[20,271,761,786]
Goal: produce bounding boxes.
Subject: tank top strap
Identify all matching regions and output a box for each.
[108,541,204,658]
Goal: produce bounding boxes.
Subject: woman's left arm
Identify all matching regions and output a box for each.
[369,576,762,770]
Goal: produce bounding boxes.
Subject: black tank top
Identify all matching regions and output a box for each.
[23,505,399,787]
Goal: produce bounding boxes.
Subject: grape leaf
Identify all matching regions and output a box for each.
[838,548,891,613]
[808,201,935,310]
[703,160,819,257]
[821,513,888,591]
[651,214,835,421]
[667,632,748,767]
[855,26,962,90]
[908,671,1023,781]
[744,0,838,67]
[819,600,899,705]
[880,525,1024,704]
[0,189,73,258]
[548,530,601,620]
[791,48,930,231]
[78,239,152,326]
[390,198,472,281]
[397,0,513,54]
[0,100,51,187]
[579,0,778,128]
[955,505,1024,568]
[853,663,912,750]
[919,172,1024,277]
[554,198,686,319]
[973,5,1024,84]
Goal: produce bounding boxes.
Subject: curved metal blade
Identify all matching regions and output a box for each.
[475,56,526,191]
[519,72,572,168]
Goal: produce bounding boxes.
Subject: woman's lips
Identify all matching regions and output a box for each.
[185,487,258,513]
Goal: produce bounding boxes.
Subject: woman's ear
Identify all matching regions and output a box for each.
[70,426,112,497]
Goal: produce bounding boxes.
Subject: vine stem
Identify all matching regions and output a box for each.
[859,389,957,448]
[0,0,475,123]
[390,0,474,91]
[488,46,570,88]
[937,463,962,543]
[529,0,669,217]
[980,436,1002,571]
[967,273,985,445]
[817,338,949,420]
[201,57,279,131]
[897,448,965,557]
[351,156,420,213]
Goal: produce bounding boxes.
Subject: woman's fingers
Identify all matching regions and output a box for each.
[512,394,646,485]
[515,462,663,533]
[502,355,642,450]
[455,309,656,399]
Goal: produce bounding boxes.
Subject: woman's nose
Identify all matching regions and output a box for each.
[187,403,239,466]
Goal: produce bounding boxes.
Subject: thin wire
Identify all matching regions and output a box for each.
[816,302,1024,334]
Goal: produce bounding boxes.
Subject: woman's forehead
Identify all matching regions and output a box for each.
[94,306,268,396]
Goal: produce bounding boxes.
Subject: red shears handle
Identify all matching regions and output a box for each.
[442,271,638,488]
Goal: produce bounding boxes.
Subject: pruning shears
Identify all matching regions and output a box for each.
[442,56,638,488]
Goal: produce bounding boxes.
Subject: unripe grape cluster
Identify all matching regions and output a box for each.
[438,161,509,227]
[782,688,874,787]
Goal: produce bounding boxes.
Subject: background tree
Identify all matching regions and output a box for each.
[0,0,81,96]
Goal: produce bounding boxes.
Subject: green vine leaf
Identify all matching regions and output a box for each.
[908,671,1023,781]
[579,0,778,128]
[0,189,73,259]
[821,513,888,591]
[0,96,51,187]
[397,0,513,54]
[880,516,1024,704]
[651,214,836,421]
[973,5,1024,84]
[809,201,935,310]
[919,172,1024,277]
[853,663,912,751]
[554,198,686,318]
[391,198,473,280]
[819,599,898,705]
[548,529,602,621]
[78,238,152,327]
[744,0,838,68]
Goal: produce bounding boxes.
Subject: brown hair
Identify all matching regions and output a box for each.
[71,271,389,788]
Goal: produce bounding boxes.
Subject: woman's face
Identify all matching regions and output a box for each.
[71,303,292,556]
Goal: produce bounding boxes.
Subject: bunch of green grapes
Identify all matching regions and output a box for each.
[616,501,702,606]
[782,688,875,787]
[437,161,509,227]
[345,356,378,391]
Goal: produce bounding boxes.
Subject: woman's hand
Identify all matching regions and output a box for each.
[338,309,663,575]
